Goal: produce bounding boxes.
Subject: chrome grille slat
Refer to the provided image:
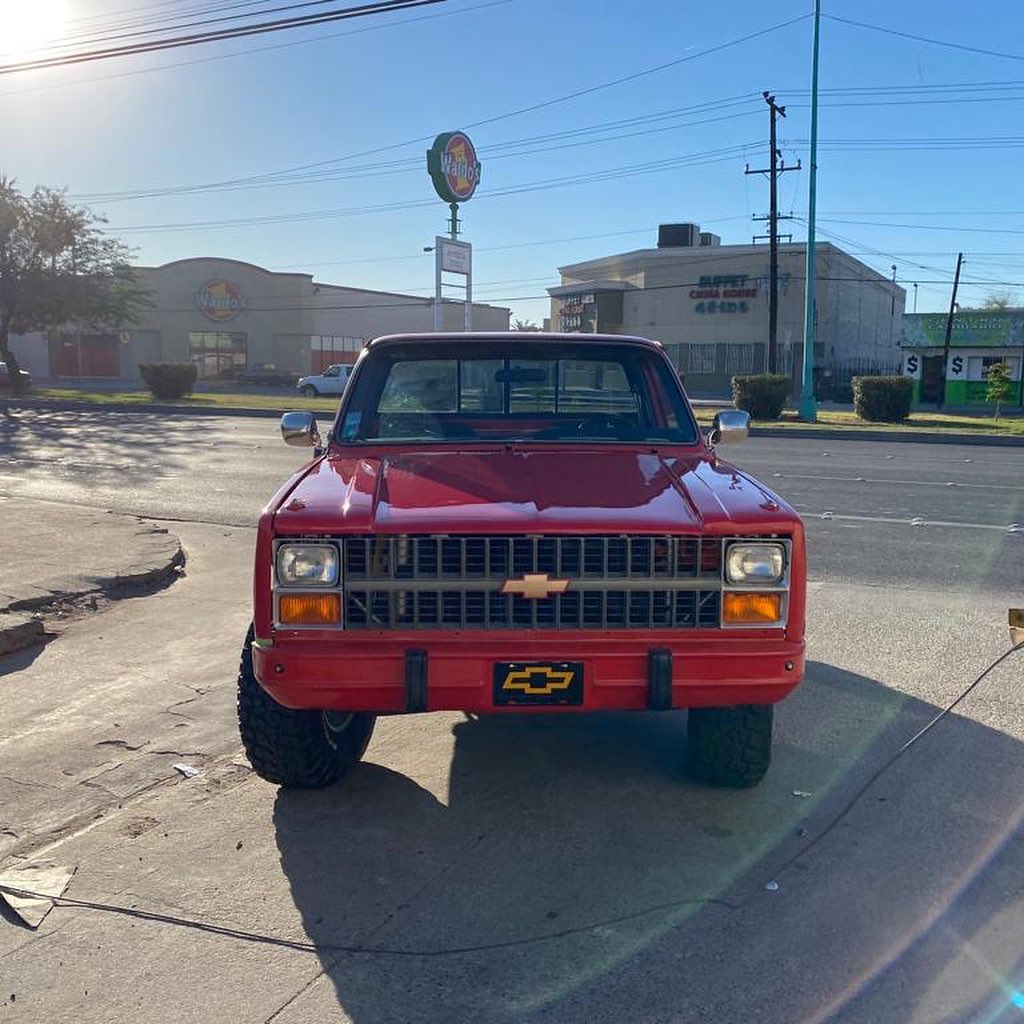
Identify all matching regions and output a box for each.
[341,534,731,631]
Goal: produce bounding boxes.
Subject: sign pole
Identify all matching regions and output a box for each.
[434,243,443,332]
[427,131,480,336]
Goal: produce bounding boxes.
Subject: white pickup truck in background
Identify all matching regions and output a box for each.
[295,363,354,397]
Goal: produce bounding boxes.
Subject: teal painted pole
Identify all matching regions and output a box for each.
[799,0,821,421]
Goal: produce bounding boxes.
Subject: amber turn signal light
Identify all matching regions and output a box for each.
[279,592,341,625]
[722,592,782,625]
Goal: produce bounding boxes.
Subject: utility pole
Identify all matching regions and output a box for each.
[747,91,799,374]
[939,252,964,409]
[799,0,821,422]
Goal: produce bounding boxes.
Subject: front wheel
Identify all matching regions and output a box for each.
[301,384,318,398]
[237,628,375,788]
[685,704,773,788]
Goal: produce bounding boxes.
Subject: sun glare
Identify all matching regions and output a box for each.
[0,0,71,60]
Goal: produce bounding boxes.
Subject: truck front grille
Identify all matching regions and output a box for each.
[341,534,723,631]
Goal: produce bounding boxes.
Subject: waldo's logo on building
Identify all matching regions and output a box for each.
[427,131,481,204]
[195,280,245,322]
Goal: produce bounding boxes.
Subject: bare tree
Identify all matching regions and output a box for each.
[974,291,1020,311]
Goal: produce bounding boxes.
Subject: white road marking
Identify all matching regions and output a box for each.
[775,473,1024,491]
[800,510,1023,533]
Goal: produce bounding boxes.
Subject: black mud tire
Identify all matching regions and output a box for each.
[301,384,318,397]
[237,628,375,788]
[685,704,773,788]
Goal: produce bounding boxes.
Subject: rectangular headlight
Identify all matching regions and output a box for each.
[276,543,340,587]
[726,542,786,585]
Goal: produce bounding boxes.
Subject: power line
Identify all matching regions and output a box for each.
[820,218,1024,236]
[74,127,1024,207]
[40,0,413,53]
[0,0,511,97]
[78,104,765,204]
[43,14,808,201]
[0,0,446,75]
[105,145,764,233]
[823,13,1024,64]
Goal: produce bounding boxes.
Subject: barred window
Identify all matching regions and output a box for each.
[680,343,716,374]
[724,343,759,375]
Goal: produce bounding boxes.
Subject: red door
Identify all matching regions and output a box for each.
[50,335,80,375]
[81,335,119,376]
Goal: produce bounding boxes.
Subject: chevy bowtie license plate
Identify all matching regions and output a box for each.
[493,661,584,706]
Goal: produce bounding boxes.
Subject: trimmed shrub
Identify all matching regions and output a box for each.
[853,375,912,423]
[139,363,197,400]
[731,374,791,420]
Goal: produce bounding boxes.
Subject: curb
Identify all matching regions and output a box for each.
[2,538,186,614]
[2,397,290,420]
[747,427,1024,447]
[0,614,46,657]
[5,397,1023,446]
[0,538,185,657]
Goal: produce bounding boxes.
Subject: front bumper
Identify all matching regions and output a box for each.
[251,631,805,713]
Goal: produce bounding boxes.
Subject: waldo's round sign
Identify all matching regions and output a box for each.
[427,131,481,204]
[195,279,244,322]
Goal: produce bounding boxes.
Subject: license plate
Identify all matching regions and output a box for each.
[493,661,583,706]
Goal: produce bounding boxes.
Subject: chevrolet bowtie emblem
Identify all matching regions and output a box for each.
[500,573,570,600]
[501,666,574,696]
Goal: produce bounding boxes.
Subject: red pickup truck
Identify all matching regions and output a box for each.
[239,333,806,790]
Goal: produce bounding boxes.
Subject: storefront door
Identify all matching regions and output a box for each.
[921,356,945,403]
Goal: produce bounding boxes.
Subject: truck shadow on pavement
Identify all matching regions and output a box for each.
[272,658,1024,1024]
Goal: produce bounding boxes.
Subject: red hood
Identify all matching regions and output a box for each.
[271,447,799,535]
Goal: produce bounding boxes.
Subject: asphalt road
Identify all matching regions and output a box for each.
[1,407,1023,1024]
[1,407,1020,592]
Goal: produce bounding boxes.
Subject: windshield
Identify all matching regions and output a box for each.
[337,342,699,444]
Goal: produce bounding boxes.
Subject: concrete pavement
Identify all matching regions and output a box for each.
[0,496,183,655]
[0,539,1020,1023]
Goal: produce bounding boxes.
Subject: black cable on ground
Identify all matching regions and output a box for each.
[1,642,1021,958]
[769,640,1024,879]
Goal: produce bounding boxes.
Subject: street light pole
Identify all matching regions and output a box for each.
[799,0,821,422]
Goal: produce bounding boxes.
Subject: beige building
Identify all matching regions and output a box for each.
[11,257,509,382]
[548,224,905,396]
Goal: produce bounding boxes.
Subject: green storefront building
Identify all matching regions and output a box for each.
[900,311,1024,407]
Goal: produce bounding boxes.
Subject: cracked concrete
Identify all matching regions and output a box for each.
[0,520,250,862]
[0,497,184,656]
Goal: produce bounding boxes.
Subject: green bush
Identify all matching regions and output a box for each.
[139,363,198,400]
[853,375,912,422]
[731,374,791,420]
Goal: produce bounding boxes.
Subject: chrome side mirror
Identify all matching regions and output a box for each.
[708,409,750,445]
[281,411,321,448]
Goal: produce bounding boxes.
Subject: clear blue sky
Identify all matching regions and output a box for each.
[4,0,1024,326]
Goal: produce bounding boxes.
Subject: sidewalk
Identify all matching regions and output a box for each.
[0,498,184,655]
